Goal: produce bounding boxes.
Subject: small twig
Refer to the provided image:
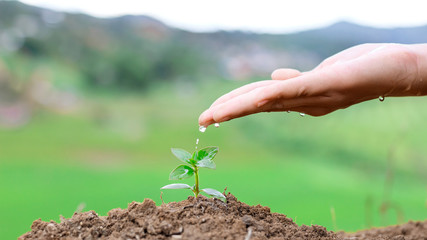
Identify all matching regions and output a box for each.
[160,192,165,205]
[364,195,373,228]
[244,227,253,240]
[330,206,337,231]
[75,202,86,214]
[183,204,194,209]
[380,145,396,225]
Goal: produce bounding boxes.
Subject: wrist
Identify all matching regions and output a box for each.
[406,44,427,96]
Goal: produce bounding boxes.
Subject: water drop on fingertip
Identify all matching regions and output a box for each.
[214,123,220,128]
[199,126,207,133]
[379,96,385,102]
[299,113,305,117]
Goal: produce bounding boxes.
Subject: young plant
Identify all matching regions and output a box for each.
[161,146,226,201]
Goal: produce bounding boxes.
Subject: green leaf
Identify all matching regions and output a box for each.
[171,148,192,164]
[169,165,194,180]
[192,151,197,159]
[201,188,226,201]
[187,151,197,166]
[195,147,218,162]
[161,183,192,190]
[196,159,216,169]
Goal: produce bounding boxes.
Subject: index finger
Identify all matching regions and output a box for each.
[199,81,289,126]
[211,69,302,108]
[210,80,278,108]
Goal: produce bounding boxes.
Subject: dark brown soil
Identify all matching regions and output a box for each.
[19,193,426,240]
[339,220,427,240]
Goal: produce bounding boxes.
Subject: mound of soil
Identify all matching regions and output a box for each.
[339,220,427,240]
[19,193,426,240]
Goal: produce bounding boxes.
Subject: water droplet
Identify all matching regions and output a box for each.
[196,138,199,145]
[199,126,206,133]
[299,113,305,117]
[379,96,385,102]
[214,123,220,128]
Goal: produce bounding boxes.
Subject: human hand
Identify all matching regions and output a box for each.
[199,43,424,127]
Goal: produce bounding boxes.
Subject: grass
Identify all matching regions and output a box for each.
[0,81,426,238]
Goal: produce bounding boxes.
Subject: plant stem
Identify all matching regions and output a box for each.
[194,166,200,197]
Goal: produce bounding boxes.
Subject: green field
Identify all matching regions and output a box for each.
[1,82,426,239]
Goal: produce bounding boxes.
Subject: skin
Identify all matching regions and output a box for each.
[199,43,427,127]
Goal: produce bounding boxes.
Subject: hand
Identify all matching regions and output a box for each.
[199,43,423,127]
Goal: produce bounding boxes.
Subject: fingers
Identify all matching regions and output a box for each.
[198,67,346,126]
[271,68,302,80]
[199,69,338,126]
[212,85,284,122]
[198,108,217,127]
[199,86,272,126]
[199,83,284,126]
[200,79,311,126]
[199,102,335,127]
[210,68,301,108]
[210,80,278,108]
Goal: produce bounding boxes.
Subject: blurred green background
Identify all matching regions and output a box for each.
[0,1,426,239]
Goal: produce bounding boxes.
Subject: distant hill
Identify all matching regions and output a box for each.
[283,21,427,57]
[1,1,427,89]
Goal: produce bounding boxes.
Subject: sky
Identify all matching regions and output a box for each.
[20,0,427,34]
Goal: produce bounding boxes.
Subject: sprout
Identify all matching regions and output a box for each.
[161,147,226,202]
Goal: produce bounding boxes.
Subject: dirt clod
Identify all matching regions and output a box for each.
[19,193,427,240]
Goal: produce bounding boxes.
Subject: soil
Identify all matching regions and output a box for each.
[339,220,427,240]
[19,193,426,240]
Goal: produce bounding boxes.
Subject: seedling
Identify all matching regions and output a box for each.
[161,146,226,201]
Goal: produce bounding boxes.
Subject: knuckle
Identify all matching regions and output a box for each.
[321,91,348,108]
[296,86,309,97]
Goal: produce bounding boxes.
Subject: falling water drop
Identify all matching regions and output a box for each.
[299,113,305,117]
[214,123,220,128]
[199,126,207,133]
[379,96,385,102]
[195,138,199,150]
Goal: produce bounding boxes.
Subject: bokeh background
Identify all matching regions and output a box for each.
[1,0,427,238]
